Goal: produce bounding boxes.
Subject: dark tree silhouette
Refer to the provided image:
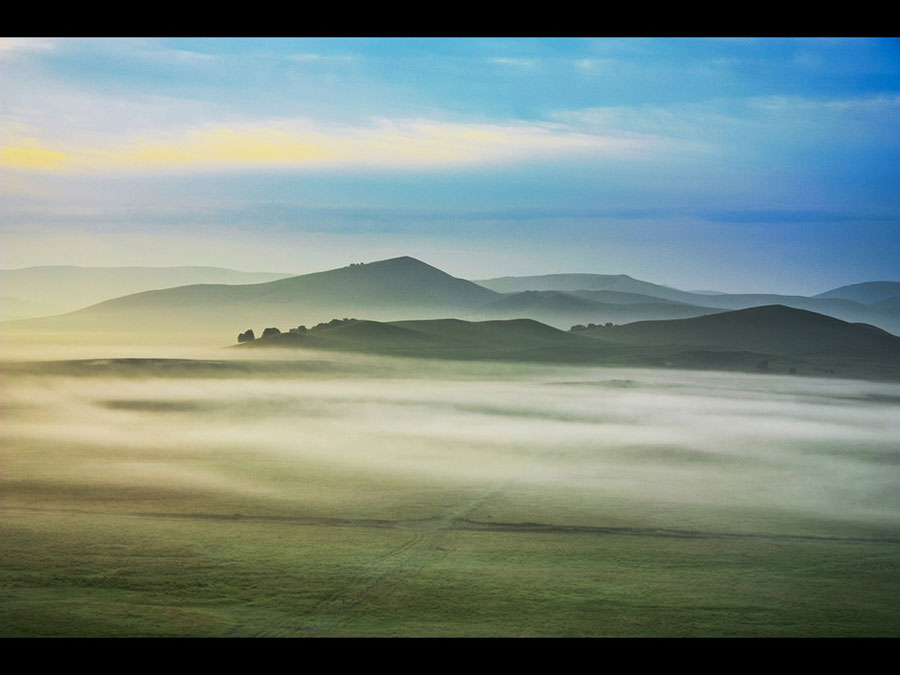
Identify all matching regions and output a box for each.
[311,318,358,332]
[262,327,281,338]
[237,329,255,343]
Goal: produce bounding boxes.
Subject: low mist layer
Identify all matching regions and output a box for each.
[3,348,899,636]
[5,351,899,530]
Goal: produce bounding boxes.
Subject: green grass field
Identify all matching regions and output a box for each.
[2,352,899,636]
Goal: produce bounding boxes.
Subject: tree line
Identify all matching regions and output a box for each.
[237,318,359,343]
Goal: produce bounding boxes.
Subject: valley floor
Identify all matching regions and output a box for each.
[2,352,899,636]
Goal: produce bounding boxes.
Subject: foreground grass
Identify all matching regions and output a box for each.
[4,507,899,637]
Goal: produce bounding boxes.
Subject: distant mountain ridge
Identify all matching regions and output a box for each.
[475,273,700,303]
[476,273,900,334]
[0,265,295,320]
[473,289,727,326]
[2,256,898,343]
[814,281,900,305]
[2,257,501,338]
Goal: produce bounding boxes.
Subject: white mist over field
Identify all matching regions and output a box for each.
[3,349,899,536]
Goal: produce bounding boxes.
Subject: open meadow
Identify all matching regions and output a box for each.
[2,345,899,636]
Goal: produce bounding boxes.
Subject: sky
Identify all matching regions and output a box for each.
[1,37,898,294]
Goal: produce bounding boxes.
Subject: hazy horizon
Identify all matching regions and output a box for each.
[1,255,898,300]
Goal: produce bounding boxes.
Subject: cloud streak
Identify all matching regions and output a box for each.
[0,117,677,174]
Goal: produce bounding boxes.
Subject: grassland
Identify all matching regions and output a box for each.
[2,351,899,636]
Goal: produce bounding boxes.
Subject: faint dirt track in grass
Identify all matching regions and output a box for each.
[252,487,505,637]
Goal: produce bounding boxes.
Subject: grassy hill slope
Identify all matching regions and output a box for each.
[240,309,900,381]
[579,305,900,357]
[244,317,616,362]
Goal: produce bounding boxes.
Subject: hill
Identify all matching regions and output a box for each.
[475,273,900,334]
[474,273,701,304]
[239,309,900,381]
[2,257,502,340]
[872,296,900,314]
[815,281,900,305]
[242,317,612,362]
[472,290,726,327]
[3,256,899,345]
[577,305,900,381]
[0,265,294,320]
[579,305,900,354]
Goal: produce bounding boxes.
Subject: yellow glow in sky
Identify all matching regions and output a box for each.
[121,128,336,166]
[0,119,665,175]
[1,141,71,170]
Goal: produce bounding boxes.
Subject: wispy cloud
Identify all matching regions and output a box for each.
[0,37,58,54]
[0,139,71,169]
[748,93,900,119]
[0,117,679,174]
[487,57,538,68]
[552,94,900,146]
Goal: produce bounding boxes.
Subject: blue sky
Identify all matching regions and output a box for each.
[1,38,898,293]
